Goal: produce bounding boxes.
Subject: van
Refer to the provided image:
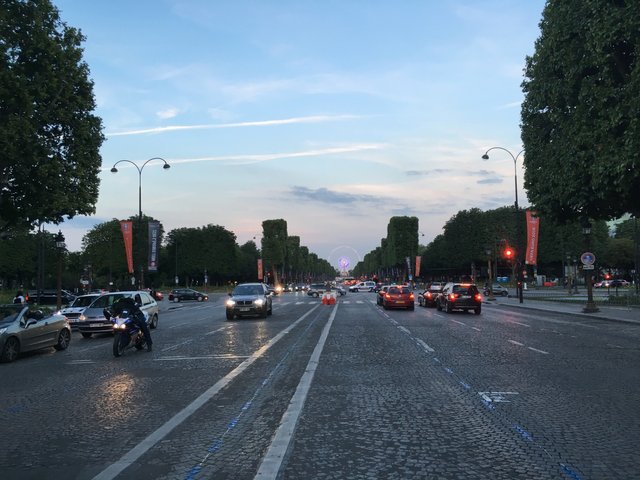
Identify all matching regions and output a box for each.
[348,281,377,292]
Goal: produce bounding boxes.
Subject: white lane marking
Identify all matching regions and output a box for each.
[451,319,467,326]
[156,355,250,361]
[295,302,305,305]
[510,321,531,328]
[66,360,95,365]
[161,339,194,352]
[527,347,549,355]
[92,305,321,480]
[205,326,228,336]
[479,391,519,403]
[255,304,338,479]
[416,338,435,353]
[356,301,364,304]
[508,339,525,346]
[471,327,481,332]
[398,326,411,335]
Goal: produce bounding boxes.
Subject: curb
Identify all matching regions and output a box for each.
[491,301,640,326]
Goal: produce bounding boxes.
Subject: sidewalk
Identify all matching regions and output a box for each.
[486,296,640,325]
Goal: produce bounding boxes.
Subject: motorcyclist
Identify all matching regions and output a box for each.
[105,294,153,352]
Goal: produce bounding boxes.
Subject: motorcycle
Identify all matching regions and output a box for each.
[105,307,148,357]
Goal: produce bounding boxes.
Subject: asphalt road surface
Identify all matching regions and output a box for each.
[1,292,638,479]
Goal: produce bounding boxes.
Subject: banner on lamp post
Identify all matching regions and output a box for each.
[257,258,263,281]
[120,221,134,274]
[415,256,422,278]
[148,221,160,272]
[525,210,540,265]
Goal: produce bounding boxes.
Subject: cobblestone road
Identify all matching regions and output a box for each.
[1,292,638,479]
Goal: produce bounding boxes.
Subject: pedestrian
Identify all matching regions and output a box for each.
[13,290,26,304]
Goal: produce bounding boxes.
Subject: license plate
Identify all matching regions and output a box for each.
[239,307,250,312]
[90,323,103,328]
[396,301,405,304]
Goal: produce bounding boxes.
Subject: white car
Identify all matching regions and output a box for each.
[59,294,101,329]
[349,281,377,292]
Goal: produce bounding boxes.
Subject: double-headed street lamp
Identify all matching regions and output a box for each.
[482,147,525,303]
[110,157,171,288]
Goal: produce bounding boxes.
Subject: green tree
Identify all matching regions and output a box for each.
[521,0,640,223]
[261,219,288,285]
[0,0,104,232]
[81,219,129,289]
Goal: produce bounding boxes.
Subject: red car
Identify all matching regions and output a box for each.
[382,285,415,310]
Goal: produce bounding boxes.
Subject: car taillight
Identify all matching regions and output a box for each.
[475,294,482,301]
[426,292,432,299]
[409,293,414,300]
[385,293,391,299]
[449,293,458,300]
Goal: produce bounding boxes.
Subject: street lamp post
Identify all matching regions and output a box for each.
[55,230,66,310]
[582,222,599,313]
[110,157,170,289]
[482,147,525,303]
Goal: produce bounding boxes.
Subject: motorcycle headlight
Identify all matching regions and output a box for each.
[255,298,264,306]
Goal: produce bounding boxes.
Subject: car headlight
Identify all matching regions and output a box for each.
[79,314,86,321]
[226,299,236,307]
[255,298,264,306]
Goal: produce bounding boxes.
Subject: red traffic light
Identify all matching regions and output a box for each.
[503,248,514,259]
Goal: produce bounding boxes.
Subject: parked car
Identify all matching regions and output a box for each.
[0,304,71,362]
[418,284,443,307]
[382,285,415,310]
[27,289,76,306]
[77,291,159,338]
[226,283,273,320]
[436,283,482,315]
[60,293,101,329]
[349,281,377,292]
[483,284,509,297]
[608,279,629,288]
[168,288,208,302]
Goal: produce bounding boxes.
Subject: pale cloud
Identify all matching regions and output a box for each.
[156,108,179,119]
[106,114,361,137]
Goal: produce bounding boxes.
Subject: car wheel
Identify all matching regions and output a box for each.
[1,337,20,362]
[268,303,273,316]
[261,308,268,319]
[313,292,319,298]
[81,332,92,339]
[502,291,508,296]
[54,329,71,351]
[445,302,452,313]
[409,305,415,311]
[173,297,180,303]
[150,314,158,329]
[225,310,234,320]
[436,301,442,311]
[475,307,481,315]
[197,296,203,302]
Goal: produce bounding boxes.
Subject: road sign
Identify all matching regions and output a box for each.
[580,252,596,265]
[582,264,594,270]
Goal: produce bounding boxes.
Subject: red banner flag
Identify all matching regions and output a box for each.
[257,258,263,281]
[525,210,540,265]
[415,256,422,278]
[120,221,134,274]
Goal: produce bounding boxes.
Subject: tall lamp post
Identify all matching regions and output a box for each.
[110,157,171,289]
[482,147,525,303]
[55,230,66,310]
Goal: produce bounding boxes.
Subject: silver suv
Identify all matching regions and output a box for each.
[77,291,159,338]
[226,283,273,320]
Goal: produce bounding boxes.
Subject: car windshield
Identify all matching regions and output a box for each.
[90,294,126,308]
[0,304,24,323]
[233,285,263,296]
[71,296,97,307]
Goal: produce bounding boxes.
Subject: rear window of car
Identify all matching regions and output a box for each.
[452,285,478,295]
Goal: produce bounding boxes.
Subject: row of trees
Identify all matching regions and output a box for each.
[352,210,638,285]
[0,217,337,292]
